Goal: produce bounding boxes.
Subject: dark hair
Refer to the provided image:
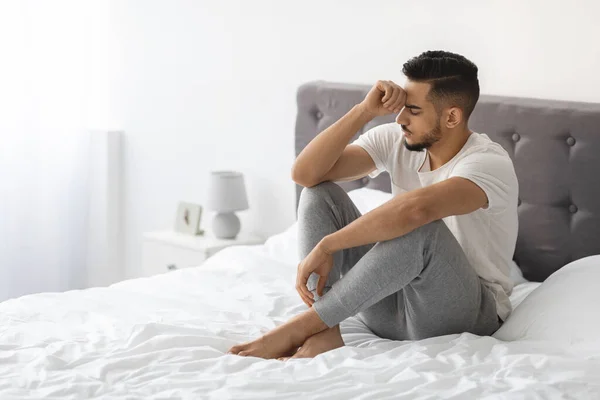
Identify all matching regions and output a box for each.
[402,50,480,120]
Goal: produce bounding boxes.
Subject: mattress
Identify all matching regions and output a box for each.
[2,225,600,399]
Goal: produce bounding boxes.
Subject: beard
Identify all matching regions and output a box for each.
[403,121,442,152]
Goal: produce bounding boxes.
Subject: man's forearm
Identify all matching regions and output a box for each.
[320,192,431,254]
[292,104,374,184]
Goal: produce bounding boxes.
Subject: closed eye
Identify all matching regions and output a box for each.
[409,110,419,116]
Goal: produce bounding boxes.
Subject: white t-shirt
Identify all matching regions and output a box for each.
[352,122,519,321]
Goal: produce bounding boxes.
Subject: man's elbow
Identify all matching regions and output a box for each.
[292,174,316,188]
[291,166,307,186]
[291,167,321,188]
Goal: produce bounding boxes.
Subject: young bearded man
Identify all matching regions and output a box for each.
[228,50,518,361]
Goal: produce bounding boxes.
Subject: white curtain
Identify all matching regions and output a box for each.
[0,2,101,301]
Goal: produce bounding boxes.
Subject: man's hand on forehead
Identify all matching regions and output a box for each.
[359,80,406,118]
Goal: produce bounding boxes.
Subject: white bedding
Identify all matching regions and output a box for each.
[2,226,600,399]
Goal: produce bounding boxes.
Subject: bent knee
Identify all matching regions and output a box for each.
[299,181,344,208]
[300,181,339,198]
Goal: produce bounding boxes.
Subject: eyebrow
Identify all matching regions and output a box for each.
[405,104,422,110]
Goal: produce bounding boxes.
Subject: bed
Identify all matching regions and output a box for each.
[2,81,600,399]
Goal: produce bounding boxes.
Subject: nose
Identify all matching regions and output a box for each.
[396,107,409,125]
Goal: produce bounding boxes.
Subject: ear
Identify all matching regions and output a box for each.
[444,107,463,129]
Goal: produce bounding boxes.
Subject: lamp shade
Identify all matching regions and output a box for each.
[205,171,249,212]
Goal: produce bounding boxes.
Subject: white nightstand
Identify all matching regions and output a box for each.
[141,230,265,277]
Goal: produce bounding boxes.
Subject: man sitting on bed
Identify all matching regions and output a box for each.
[228,50,518,360]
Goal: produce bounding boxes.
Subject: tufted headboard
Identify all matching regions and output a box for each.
[294,80,600,282]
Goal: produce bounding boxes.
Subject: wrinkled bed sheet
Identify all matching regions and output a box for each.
[1,229,600,399]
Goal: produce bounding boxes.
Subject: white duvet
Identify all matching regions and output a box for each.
[2,224,600,399]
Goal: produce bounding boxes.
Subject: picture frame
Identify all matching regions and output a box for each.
[174,201,204,235]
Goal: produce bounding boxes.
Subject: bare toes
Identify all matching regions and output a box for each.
[227,343,247,354]
[291,351,308,359]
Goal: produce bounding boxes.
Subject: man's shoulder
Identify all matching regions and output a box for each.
[471,132,507,149]
[451,133,517,179]
[464,132,512,159]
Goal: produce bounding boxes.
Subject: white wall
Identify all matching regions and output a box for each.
[108,0,600,278]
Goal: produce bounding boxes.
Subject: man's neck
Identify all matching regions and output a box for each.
[427,128,473,171]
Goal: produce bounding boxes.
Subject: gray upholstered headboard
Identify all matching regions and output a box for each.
[294,80,600,282]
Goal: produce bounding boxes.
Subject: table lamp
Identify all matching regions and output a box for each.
[206,170,249,239]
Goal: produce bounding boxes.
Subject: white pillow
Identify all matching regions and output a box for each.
[493,255,600,344]
[261,222,300,265]
[347,187,393,215]
[509,260,528,285]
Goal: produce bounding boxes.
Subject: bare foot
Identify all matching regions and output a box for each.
[227,323,304,359]
[278,324,344,361]
[227,308,329,360]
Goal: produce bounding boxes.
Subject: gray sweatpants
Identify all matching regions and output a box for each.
[298,181,501,341]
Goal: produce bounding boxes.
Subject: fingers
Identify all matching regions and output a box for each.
[379,80,392,103]
[392,82,406,112]
[296,281,310,307]
[296,264,315,307]
[301,294,314,308]
[316,275,326,297]
[382,83,403,111]
[382,82,398,108]
[297,281,313,307]
[390,94,404,113]
[301,275,314,302]
[382,81,405,113]
[300,290,313,307]
[383,91,399,112]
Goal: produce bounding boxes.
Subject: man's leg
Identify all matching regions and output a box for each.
[277,182,374,359]
[227,181,367,359]
[228,181,499,359]
[300,182,500,340]
[297,181,375,306]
